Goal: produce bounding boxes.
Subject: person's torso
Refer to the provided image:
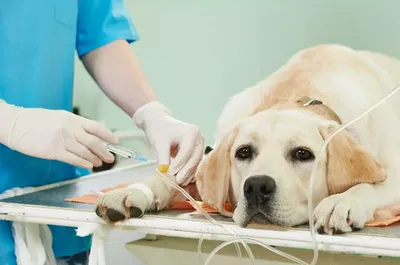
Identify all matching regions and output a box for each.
[0,1,91,262]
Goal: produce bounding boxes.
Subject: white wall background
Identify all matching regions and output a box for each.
[72,1,400,264]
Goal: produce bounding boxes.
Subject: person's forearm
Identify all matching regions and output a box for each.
[81,40,158,117]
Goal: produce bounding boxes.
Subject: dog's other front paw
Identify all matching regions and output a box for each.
[95,185,154,223]
[314,194,371,235]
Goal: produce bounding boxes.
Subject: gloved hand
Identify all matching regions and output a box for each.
[133,101,205,185]
[0,101,118,169]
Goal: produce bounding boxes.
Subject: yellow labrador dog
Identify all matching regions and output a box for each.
[96,44,400,235]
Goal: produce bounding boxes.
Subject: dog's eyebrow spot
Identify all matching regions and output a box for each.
[286,139,301,150]
[249,132,260,144]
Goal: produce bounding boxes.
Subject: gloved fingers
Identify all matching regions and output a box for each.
[154,140,172,167]
[76,130,115,164]
[169,129,203,175]
[81,118,119,145]
[56,150,94,169]
[174,140,204,186]
[63,137,102,168]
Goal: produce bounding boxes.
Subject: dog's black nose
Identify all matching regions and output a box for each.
[244,175,276,205]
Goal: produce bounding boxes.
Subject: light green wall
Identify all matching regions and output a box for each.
[73,0,400,145]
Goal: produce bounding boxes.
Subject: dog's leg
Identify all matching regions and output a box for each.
[95,172,180,223]
[314,168,400,234]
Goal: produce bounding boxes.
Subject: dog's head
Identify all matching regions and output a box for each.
[195,104,386,227]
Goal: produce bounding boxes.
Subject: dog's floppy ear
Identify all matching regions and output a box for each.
[319,122,386,195]
[195,129,238,217]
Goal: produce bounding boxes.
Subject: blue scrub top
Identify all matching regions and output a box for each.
[0,1,139,264]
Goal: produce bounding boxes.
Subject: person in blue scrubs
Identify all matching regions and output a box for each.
[0,1,205,264]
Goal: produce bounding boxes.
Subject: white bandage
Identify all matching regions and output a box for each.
[127,183,154,206]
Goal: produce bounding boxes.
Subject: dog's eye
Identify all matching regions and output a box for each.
[292,148,314,162]
[235,146,253,160]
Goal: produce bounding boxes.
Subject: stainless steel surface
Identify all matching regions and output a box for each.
[107,143,135,159]
[0,163,156,210]
[0,163,399,238]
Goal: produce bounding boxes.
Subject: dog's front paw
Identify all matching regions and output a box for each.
[95,185,154,223]
[314,194,371,235]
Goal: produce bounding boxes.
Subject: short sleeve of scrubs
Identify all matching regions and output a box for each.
[76,0,139,57]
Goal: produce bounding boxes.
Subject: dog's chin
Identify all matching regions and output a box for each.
[234,211,278,228]
[234,209,307,228]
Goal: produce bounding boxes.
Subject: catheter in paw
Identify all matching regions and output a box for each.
[95,166,168,223]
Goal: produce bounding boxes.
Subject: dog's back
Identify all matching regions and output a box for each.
[358,50,400,89]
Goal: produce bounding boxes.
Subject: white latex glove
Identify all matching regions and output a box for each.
[0,101,118,169]
[133,101,205,185]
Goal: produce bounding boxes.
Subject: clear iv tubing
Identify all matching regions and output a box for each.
[155,169,256,264]
[307,83,400,265]
[155,83,400,265]
[205,237,308,265]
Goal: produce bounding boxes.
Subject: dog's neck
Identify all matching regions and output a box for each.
[295,96,342,124]
[251,94,342,125]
